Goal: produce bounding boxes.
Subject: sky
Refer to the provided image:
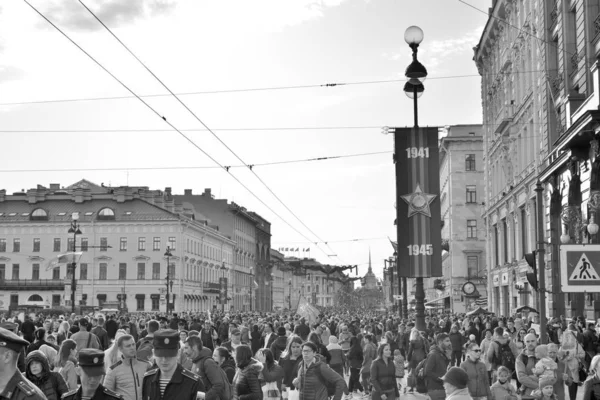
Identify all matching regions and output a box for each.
[0,0,490,281]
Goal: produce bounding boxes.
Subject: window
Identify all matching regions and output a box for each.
[137,263,145,280]
[52,295,61,307]
[119,263,127,280]
[120,237,127,251]
[466,186,477,203]
[168,263,175,279]
[12,264,19,280]
[80,263,88,280]
[168,237,176,250]
[467,256,478,278]
[151,297,159,311]
[494,225,500,266]
[13,238,20,253]
[53,238,61,252]
[153,237,160,251]
[0,239,5,252]
[32,264,40,280]
[467,220,477,239]
[32,238,41,252]
[98,208,115,220]
[100,237,108,251]
[152,263,160,280]
[521,207,528,256]
[99,263,107,280]
[469,131,476,136]
[31,208,48,220]
[52,267,60,280]
[503,218,509,264]
[138,237,146,251]
[137,298,145,311]
[465,154,476,171]
[81,238,88,252]
[0,264,4,280]
[68,238,75,252]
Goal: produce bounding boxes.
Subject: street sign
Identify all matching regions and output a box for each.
[560,244,600,292]
[395,127,442,277]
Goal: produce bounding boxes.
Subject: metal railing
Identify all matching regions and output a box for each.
[0,279,65,289]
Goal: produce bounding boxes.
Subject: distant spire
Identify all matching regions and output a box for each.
[368,247,372,274]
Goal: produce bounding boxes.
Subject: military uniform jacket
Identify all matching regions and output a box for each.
[0,370,47,400]
[142,365,203,400]
[61,384,123,400]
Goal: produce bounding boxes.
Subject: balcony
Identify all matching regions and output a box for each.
[494,104,515,135]
[0,279,65,290]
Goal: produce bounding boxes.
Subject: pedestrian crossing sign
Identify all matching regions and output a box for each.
[560,244,600,292]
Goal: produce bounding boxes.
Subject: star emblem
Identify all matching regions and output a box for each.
[400,183,437,218]
[93,357,99,364]
[164,338,170,344]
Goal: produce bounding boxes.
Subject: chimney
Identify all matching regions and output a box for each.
[184,189,192,196]
[49,183,60,190]
[203,188,211,197]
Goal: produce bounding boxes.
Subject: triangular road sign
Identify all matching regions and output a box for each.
[569,253,600,281]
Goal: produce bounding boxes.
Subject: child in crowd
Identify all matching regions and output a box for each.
[490,366,518,400]
[393,349,405,393]
[533,345,558,383]
[532,377,558,400]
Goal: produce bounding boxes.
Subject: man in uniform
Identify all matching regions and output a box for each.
[0,327,46,400]
[61,348,123,400]
[142,330,203,400]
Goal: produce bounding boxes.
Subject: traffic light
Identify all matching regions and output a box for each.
[525,251,538,290]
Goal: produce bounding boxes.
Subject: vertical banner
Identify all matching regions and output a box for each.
[395,127,442,277]
[219,277,228,304]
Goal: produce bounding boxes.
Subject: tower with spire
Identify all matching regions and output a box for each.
[363,247,378,289]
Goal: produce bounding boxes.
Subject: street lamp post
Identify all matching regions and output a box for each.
[401,25,428,330]
[288,278,292,309]
[164,246,173,315]
[67,212,82,314]
[249,266,254,311]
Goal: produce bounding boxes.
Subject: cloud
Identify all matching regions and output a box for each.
[0,65,25,84]
[39,0,177,31]
[422,26,483,70]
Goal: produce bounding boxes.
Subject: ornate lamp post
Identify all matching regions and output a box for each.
[164,246,173,315]
[67,212,82,314]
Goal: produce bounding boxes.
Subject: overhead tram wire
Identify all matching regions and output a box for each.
[0,150,392,173]
[22,0,336,261]
[77,0,344,263]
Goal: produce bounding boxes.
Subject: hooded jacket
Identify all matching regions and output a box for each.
[486,336,518,370]
[423,345,450,392]
[233,358,263,400]
[296,358,346,400]
[220,357,236,384]
[104,356,151,400]
[25,350,69,400]
[192,347,228,400]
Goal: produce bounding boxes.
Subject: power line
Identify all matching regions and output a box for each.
[77,0,345,263]
[0,150,391,173]
[274,236,389,245]
[22,0,335,262]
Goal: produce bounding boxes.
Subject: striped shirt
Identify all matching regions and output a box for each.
[159,378,171,396]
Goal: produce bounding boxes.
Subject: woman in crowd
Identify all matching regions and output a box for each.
[279,336,303,391]
[233,344,263,400]
[250,325,262,355]
[54,339,78,391]
[256,348,284,394]
[347,336,364,395]
[104,329,128,372]
[213,346,236,383]
[370,343,399,400]
[27,328,58,355]
[406,329,426,393]
[308,332,331,365]
[26,350,68,400]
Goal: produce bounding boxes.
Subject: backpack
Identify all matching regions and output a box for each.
[314,362,348,397]
[414,356,428,394]
[493,340,516,371]
[201,358,233,400]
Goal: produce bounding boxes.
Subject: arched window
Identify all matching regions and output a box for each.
[28,294,43,302]
[98,208,115,220]
[30,208,48,221]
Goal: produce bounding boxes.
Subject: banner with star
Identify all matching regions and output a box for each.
[394,127,442,277]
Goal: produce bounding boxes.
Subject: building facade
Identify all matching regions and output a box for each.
[0,180,235,314]
[285,257,350,308]
[431,125,487,313]
[474,0,600,318]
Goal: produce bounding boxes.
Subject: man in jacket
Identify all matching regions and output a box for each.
[515,333,539,397]
[361,334,377,396]
[184,336,227,400]
[71,319,101,353]
[547,343,572,399]
[136,320,159,363]
[105,315,119,342]
[261,323,276,350]
[91,317,109,351]
[217,317,229,345]
[221,329,243,354]
[423,332,451,400]
[486,327,518,378]
[460,342,492,400]
[199,321,217,352]
[20,316,36,344]
[104,335,151,400]
[293,318,310,341]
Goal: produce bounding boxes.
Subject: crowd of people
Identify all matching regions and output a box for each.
[1,307,600,400]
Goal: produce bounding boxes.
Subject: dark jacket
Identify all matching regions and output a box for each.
[296,359,345,400]
[270,336,288,361]
[21,320,37,343]
[1,370,47,400]
[294,323,310,341]
[459,357,492,398]
[61,385,123,400]
[582,375,600,400]
[192,348,227,400]
[220,357,236,384]
[250,330,262,355]
[27,339,58,355]
[105,319,119,340]
[423,346,450,392]
[261,362,284,392]
[279,356,302,388]
[347,342,364,369]
[91,326,109,351]
[142,365,203,400]
[233,358,263,400]
[25,351,69,400]
[449,331,465,352]
[370,358,399,400]
[217,322,229,342]
[407,338,427,369]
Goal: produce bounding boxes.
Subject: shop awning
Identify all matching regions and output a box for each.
[117,293,127,300]
[97,294,107,300]
[150,294,160,299]
[424,295,450,306]
[203,295,208,300]
[135,294,145,299]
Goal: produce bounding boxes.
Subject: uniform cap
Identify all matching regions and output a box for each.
[153,329,180,357]
[78,348,105,376]
[0,326,30,353]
